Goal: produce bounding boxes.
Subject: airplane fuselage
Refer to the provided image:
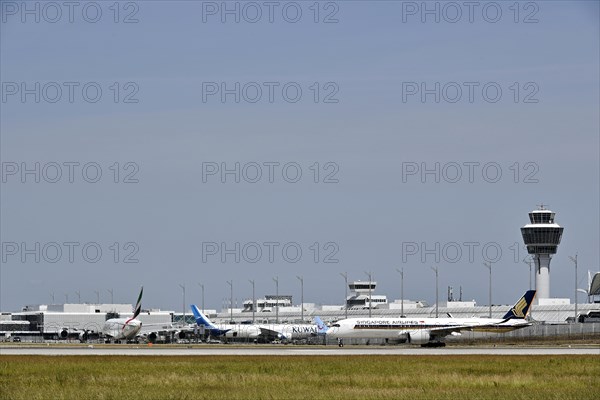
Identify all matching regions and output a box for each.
[258,324,321,340]
[204,323,320,340]
[102,318,142,340]
[328,317,530,340]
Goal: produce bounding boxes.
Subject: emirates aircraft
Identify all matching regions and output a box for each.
[102,287,144,341]
[326,290,536,347]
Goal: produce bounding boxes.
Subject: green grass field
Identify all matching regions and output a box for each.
[1,355,598,400]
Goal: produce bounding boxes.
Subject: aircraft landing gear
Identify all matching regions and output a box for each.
[421,341,446,348]
[337,338,344,347]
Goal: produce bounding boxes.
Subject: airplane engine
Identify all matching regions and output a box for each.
[147,332,157,343]
[78,330,89,342]
[406,331,430,345]
[177,331,187,339]
[59,329,68,339]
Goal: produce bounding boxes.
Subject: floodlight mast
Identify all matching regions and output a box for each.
[430,266,438,318]
[340,272,348,319]
[248,280,255,323]
[569,254,578,322]
[296,276,304,323]
[226,281,233,323]
[198,283,205,314]
[179,284,186,325]
[364,271,373,318]
[273,277,279,323]
[483,262,492,318]
[396,268,404,317]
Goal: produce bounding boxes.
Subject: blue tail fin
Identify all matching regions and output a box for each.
[190,305,218,329]
[314,316,329,335]
[503,290,536,319]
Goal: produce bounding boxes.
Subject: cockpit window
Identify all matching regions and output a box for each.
[332,324,340,327]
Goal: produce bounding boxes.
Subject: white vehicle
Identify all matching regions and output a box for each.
[326,290,536,347]
[102,287,144,341]
[190,305,327,342]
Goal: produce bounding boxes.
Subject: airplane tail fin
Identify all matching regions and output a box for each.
[132,286,143,319]
[190,304,218,329]
[502,290,536,319]
[314,316,329,334]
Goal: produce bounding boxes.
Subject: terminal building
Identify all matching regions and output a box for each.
[242,295,295,313]
[1,303,173,340]
[2,275,600,341]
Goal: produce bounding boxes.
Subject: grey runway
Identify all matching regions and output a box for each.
[1,346,599,356]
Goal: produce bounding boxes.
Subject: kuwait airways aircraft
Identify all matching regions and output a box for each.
[326,290,536,347]
[191,305,328,342]
[102,287,144,341]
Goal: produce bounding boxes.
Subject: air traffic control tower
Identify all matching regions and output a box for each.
[521,206,564,301]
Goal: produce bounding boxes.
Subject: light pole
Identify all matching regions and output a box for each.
[523,256,533,290]
[75,290,81,304]
[430,266,438,318]
[396,268,404,317]
[273,276,279,323]
[179,284,186,325]
[50,292,55,304]
[364,271,373,318]
[107,288,114,304]
[248,280,255,323]
[197,283,205,313]
[94,290,100,304]
[296,276,304,323]
[226,281,233,323]
[483,262,492,318]
[569,254,578,322]
[340,272,348,319]
[64,293,69,303]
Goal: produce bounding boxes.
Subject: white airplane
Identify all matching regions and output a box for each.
[326,290,536,347]
[102,287,144,341]
[190,305,327,342]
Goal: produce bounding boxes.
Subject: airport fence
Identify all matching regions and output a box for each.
[322,323,600,346]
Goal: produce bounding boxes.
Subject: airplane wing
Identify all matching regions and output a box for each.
[427,320,532,337]
[137,323,199,342]
[138,322,177,334]
[259,327,285,340]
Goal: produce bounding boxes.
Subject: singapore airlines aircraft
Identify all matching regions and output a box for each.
[190,305,327,342]
[102,287,144,341]
[326,290,536,347]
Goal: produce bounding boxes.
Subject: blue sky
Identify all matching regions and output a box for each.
[1,1,598,311]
